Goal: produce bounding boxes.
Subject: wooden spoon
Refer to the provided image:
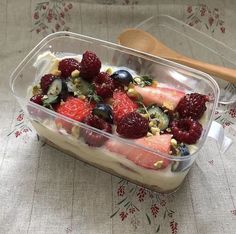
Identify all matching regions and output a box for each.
[118,28,236,83]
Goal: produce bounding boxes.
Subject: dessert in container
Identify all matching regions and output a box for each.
[10,32,219,193]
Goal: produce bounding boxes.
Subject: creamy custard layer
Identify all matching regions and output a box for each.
[32,121,188,193]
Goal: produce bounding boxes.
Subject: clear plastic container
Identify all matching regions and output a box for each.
[10,32,219,193]
[135,15,236,105]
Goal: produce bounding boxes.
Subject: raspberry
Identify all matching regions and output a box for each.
[171,118,203,144]
[80,51,101,80]
[116,112,149,138]
[40,74,56,94]
[93,72,116,98]
[113,91,138,122]
[30,94,44,105]
[58,58,80,78]
[176,93,209,120]
[82,114,112,147]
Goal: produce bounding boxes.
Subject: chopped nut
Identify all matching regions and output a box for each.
[32,85,42,96]
[124,86,129,91]
[147,132,153,137]
[151,80,158,87]
[71,126,80,138]
[78,95,86,100]
[166,128,171,133]
[134,77,141,83]
[149,120,156,128]
[51,69,62,76]
[127,88,138,97]
[163,101,173,110]
[106,67,112,75]
[140,113,149,119]
[71,69,80,78]
[171,139,177,146]
[150,127,160,135]
[154,160,163,169]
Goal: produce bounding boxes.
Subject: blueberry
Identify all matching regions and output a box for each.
[92,103,113,123]
[111,70,133,85]
[171,144,191,172]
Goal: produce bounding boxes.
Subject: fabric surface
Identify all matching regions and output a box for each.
[0,1,236,234]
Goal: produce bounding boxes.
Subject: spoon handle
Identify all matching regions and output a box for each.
[163,55,236,84]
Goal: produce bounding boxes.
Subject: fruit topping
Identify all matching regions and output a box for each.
[134,85,185,110]
[116,112,149,139]
[179,144,190,156]
[47,78,68,100]
[176,93,209,120]
[82,114,112,147]
[111,70,133,85]
[133,75,153,87]
[55,96,94,122]
[30,94,44,105]
[79,51,101,80]
[58,58,80,78]
[106,134,172,169]
[147,105,169,131]
[93,72,116,98]
[112,91,138,122]
[40,74,56,94]
[92,103,113,123]
[170,118,203,144]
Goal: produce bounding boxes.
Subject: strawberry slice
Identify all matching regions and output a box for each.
[106,134,172,169]
[113,91,138,122]
[55,97,94,132]
[134,85,185,110]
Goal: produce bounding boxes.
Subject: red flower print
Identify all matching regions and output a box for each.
[208,160,214,165]
[67,3,73,9]
[42,5,47,10]
[36,28,41,34]
[170,220,178,234]
[60,12,65,18]
[117,185,125,196]
[17,113,24,121]
[22,128,29,133]
[187,6,192,13]
[15,131,21,138]
[34,12,39,20]
[151,204,159,217]
[119,211,128,221]
[160,200,166,207]
[129,207,136,214]
[188,22,194,27]
[64,7,68,12]
[137,187,147,202]
[208,17,214,26]
[229,108,236,118]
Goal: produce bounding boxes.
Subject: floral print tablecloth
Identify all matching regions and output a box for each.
[0,1,236,234]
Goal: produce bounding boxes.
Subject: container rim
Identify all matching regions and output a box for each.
[9,31,220,162]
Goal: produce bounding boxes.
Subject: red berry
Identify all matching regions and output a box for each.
[113,91,138,122]
[40,74,56,94]
[58,58,80,78]
[82,114,112,147]
[93,72,116,98]
[176,93,209,120]
[30,94,44,105]
[55,97,94,122]
[171,118,203,144]
[117,112,149,138]
[80,51,101,80]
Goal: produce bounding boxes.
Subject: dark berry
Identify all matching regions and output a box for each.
[179,144,190,156]
[176,93,209,120]
[82,114,112,147]
[116,112,149,139]
[40,74,56,94]
[171,118,203,144]
[80,51,101,80]
[58,58,80,78]
[93,72,115,98]
[111,70,133,86]
[30,94,44,105]
[92,103,113,123]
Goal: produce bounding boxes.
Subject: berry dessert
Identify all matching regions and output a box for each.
[28,50,212,193]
